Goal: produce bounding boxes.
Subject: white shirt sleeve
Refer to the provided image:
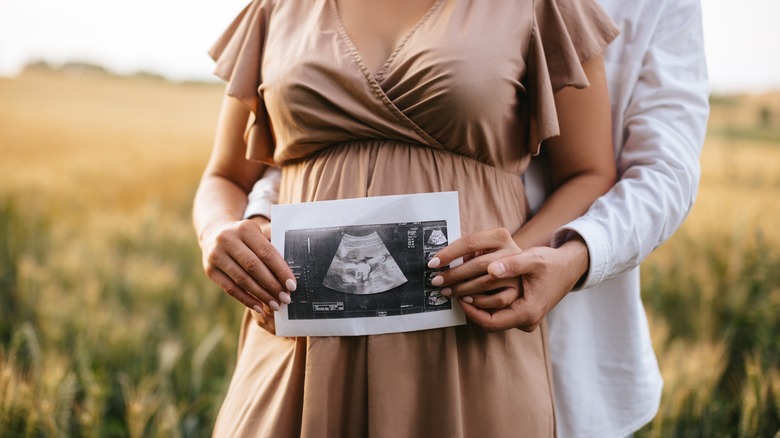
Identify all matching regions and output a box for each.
[243,167,282,220]
[552,0,710,289]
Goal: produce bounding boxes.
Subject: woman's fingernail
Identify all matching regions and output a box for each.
[428,257,441,269]
[462,296,474,304]
[431,276,444,287]
[253,305,265,315]
[285,279,297,292]
[491,262,507,277]
[440,288,452,297]
[278,292,291,304]
[269,300,280,312]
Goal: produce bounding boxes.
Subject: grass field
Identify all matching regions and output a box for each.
[1,68,779,436]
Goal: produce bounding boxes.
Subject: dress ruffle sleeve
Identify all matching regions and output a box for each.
[209,0,275,164]
[527,0,620,155]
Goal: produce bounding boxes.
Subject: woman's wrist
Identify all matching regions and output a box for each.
[248,215,272,239]
[197,221,228,249]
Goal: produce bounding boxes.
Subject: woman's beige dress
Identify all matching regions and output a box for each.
[208,0,618,436]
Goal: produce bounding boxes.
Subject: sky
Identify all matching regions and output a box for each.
[0,0,778,94]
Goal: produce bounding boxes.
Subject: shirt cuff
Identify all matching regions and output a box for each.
[551,217,612,290]
[244,197,274,220]
[243,167,281,220]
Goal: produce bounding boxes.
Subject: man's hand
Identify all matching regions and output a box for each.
[462,238,589,332]
[431,231,589,333]
[251,301,277,334]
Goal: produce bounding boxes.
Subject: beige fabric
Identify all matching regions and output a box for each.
[209,1,618,436]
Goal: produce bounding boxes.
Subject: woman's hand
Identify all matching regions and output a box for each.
[427,228,523,318]
[199,215,295,331]
[247,216,278,333]
[193,93,291,334]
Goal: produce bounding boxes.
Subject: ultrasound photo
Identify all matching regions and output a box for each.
[284,221,451,320]
[322,232,408,295]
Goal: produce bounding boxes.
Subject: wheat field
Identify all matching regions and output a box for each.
[1,68,779,436]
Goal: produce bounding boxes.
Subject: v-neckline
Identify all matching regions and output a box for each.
[328,0,444,83]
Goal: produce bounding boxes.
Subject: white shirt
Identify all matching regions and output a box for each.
[540,0,709,436]
[244,0,710,435]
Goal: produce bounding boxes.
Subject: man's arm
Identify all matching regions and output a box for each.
[553,0,709,288]
[453,0,710,330]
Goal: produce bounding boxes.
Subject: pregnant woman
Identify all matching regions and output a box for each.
[193,0,618,436]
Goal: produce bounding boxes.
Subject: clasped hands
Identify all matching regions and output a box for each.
[201,219,587,334]
[426,228,587,333]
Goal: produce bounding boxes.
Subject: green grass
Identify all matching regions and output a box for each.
[0,197,242,437]
[637,228,780,437]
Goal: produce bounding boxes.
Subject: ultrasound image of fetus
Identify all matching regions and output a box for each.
[426,228,448,246]
[427,290,449,306]
[322,232,408,295]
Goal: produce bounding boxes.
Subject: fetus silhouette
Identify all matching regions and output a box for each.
[323,232,407,294]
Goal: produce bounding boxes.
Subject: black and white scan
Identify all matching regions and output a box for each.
[284,221,451,320]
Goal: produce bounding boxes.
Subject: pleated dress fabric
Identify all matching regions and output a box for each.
[208,1,619,436]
